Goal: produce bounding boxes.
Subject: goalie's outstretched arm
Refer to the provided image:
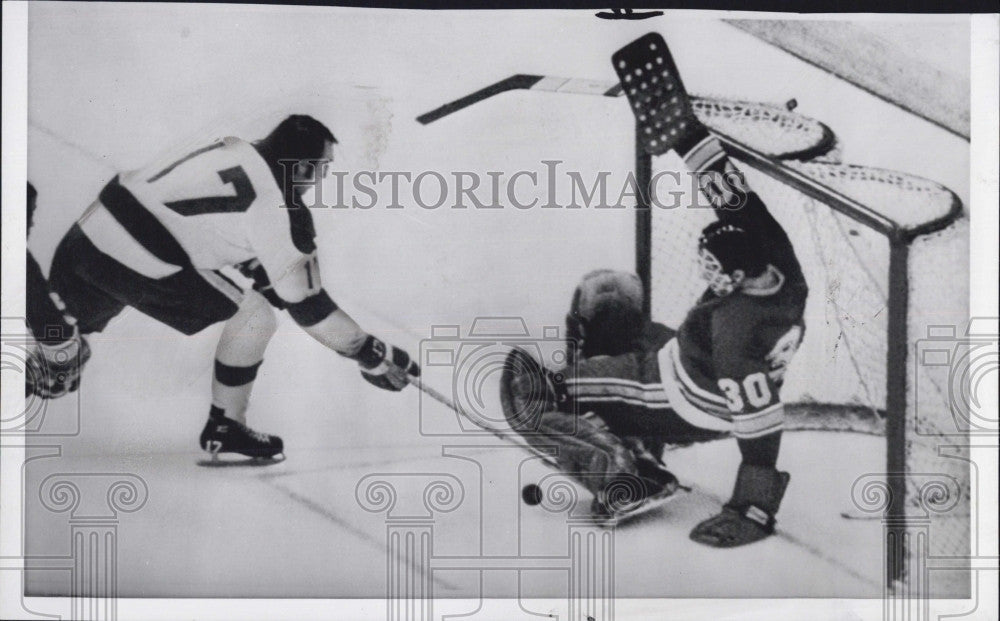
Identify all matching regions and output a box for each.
[611,32,802,283]
[675,125,805,288]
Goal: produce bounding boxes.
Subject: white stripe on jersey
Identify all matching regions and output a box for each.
[569,377,664,391]
[732,403,784,439]
[667,339,729,406]
[78,201,183,279]
[657,339,733,432]
[567,378,671,407]
[574,395,674,410]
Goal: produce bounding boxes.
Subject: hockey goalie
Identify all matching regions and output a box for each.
[501,34,807,547]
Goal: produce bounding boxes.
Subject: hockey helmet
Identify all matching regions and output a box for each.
[567,270,645,356]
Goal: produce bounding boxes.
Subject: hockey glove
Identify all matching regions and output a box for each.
[355,334,420,392]
[26,332,91,399]
[689,462,790,548]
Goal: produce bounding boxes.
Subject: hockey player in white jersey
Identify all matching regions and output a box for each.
[43,115,419,461]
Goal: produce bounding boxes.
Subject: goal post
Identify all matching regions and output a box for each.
[635,125,969,593]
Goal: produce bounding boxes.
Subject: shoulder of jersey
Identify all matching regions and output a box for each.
[218,135,252,151]
[721,291,775,320]
[219,137,277,188]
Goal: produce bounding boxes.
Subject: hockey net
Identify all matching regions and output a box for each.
[641,118,969,596]
[690,97,834,160]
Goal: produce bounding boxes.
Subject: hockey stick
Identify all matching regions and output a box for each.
[408,374,519,442]
[416,73,835,161]
[417,74,624,125]
[405,373,562,468]
[416,73,797,125]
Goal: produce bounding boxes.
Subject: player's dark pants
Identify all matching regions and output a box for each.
[49,225,244,339]
[565,348,727,448]
[27,251,76,342]
[48,177,245,336]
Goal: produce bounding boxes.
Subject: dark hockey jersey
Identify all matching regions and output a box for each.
[658,192,807,439]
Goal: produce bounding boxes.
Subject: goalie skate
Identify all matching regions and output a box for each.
[589,467,685,527]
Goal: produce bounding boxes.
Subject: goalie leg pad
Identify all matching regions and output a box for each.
[501,347,675,505]
[501,357,638,499]
[526,410,641,500]
[500,347,568,432]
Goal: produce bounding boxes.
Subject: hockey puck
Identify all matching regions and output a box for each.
[521,483,543,506]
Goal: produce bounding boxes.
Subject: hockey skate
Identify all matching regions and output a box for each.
[589,461,683,527]
[197,413,285,467]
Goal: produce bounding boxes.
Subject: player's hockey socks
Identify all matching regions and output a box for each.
[200,406,283,460]
[27,182,38,232]
[26,183,90,396]
[214,359,262,386]
[352,334,420,392]
[689,462,790,547]
[26,246,87,350]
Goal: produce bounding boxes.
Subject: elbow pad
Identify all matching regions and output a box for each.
[286,290,338,327]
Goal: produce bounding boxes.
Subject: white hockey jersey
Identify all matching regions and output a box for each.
[78,137,320,302]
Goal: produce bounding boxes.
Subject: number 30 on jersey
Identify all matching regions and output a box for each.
[717,325,804,412]
[717,373,772,412]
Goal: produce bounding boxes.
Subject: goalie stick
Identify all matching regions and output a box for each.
[408,373,539,448]
[416,73,835,161]
[415,69,957,239]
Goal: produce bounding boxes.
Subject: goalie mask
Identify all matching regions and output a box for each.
[697,221,766,297]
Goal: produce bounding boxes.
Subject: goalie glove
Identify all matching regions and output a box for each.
[353,334,420,392]
[26,331,92,399]
[689,462,790,548]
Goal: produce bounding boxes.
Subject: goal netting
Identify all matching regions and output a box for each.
[640,118,969,596]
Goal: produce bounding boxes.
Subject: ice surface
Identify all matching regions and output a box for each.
[22,4,969,602]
